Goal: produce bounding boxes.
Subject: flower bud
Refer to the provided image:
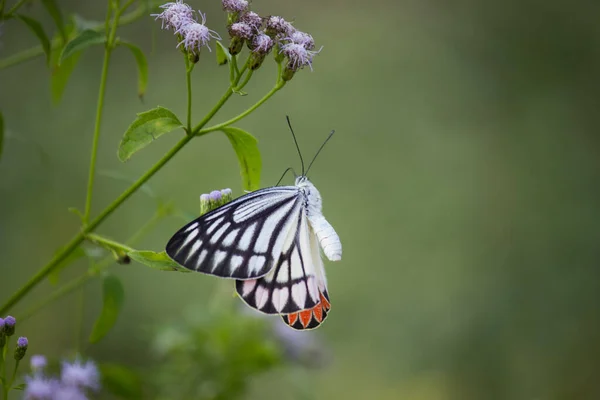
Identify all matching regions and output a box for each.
[221,188,233,203]
[265,16,294,39]
[239,12,262,30]
[15,336,28,360]
[4,315,16,336]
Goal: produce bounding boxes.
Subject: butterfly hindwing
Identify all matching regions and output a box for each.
[235,208,331,327]
[166,187,302,279]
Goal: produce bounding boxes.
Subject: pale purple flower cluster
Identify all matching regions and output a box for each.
[153,1,221,53]
[24,356,100,400]
[222,0,248,13]
[152,0,195,31]
[221,3,321,74]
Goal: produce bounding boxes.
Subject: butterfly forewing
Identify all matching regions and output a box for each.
[166,187,302,279]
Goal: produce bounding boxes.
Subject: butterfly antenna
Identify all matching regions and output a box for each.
[305,130,335,176]
[275,167,296,186]
[286,116,305,175]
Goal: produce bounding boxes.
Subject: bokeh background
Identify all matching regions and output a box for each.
[2,0,600,398]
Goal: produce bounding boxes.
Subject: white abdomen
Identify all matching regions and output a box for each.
[309,215,342,261]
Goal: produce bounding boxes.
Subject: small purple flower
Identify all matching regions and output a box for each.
[176,12,221,53]
[288,30,315,51]
[152,0,195,31]
[200,193,210,202]
[229,22,254,40]
[209,190,222,202]
[4,315,15,336]
[31,354,48,371]
[15,337,28,360]
[17,336,28,347]
[24,376,59,400]
[61,359,100,391]
[222,0,248,13]
[239,12,262,30]
[52,385,88,400]
[266,16,294,38]
[221,188,232,197]
[280,42,321,71]
[251,33,274,54]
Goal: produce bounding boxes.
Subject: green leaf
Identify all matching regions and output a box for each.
[12,383,26,391]
[0,111,4,161]
[128,250,190,272]
[41,0,67,41]
[51,49,81,103]
[221,127,262,191]
[16,15,51,65]
[118,107,183,162]
[100,363,143,399]
[89,275,125,344]
[60,29,105,65]
[49,246,86,285]
[118,41,149,100]
[216,41,231,65]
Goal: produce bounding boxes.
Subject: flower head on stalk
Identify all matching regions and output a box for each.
[248,33,274,70]
[240,11,263,30]
[152,0,195,31]
[222,0,248,13]
[176,12,221,53]
[265,16,294,39]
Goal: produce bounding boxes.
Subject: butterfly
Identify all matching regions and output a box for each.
[166,120,341,330]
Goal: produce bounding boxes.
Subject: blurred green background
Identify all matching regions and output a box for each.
[2,0,600,398]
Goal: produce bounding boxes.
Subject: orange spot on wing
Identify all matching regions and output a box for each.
[320,293,331,310]
[313,303,324,322]
[299,310,312,328]
[287,312,298,326]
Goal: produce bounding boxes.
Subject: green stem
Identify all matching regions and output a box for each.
[0,85,237,315]
[233,70,253,92]
[7,360,19,392]
[86,233,134,253]
[19,212,164,322]
[197,81,285,135]
[0,5,148,70]
[185,57,194,132]
[1,339,8,399]
[84,49,111,222]
[84,3,123,223]
[5,0,28,16]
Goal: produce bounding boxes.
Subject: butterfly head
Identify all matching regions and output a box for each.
[295,176,322,213]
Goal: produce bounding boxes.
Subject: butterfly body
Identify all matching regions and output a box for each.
[166,176,341,330]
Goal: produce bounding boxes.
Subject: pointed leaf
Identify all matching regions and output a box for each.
[89,275,125,343]
[100,363,143,400]
[118,107,183,162]
[216,41,230,65]
[12,383,26,391]
[0,111,4,161]
[221,127,261,191]
[60,29,105,65]
[118,41,148,100]
[51,50,81,103]
[15,15,51,64]
[41,0,66,41]
[128,250,190,272]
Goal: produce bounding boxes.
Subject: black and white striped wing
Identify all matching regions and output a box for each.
[166,187,302,279]
[235,207,331,329]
